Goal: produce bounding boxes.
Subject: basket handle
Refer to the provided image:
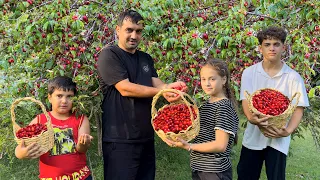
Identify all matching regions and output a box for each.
[11,97,51,133]
[288,92,301,109]
[244,90,251,101]
[151,89,197,121]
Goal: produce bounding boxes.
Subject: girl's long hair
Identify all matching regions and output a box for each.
[202,57,239,144]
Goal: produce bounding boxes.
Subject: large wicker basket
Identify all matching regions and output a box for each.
[151,89,200,143]
[245,88,300,129]
[11,97,54,153]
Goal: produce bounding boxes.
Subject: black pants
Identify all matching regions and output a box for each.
[237,146,286,180]
[192,168,232,180]
[102,141,155,180]
[86,175,93,180]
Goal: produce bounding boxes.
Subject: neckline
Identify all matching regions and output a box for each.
[207,98,228,104]
[49,111,73,121]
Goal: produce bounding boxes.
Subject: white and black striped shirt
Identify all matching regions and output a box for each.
[190,99,239,172]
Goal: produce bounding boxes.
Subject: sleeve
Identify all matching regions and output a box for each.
[97,47,128,86]
[147,54,158,78]
[240,68,253,100]
[214,101,239,137]
[291,74,310,107]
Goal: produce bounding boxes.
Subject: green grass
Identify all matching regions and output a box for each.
[1,126,319,180]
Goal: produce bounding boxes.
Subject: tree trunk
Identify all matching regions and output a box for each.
[94,110,102,156]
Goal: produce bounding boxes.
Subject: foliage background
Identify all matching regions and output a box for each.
[0,0,319,179]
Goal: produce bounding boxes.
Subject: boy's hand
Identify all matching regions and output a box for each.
[15,140,44,159]
[78,134,93,146]
[248,112,271,127]
[262,126,291,138]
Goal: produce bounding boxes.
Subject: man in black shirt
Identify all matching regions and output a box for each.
[97,10,187,180]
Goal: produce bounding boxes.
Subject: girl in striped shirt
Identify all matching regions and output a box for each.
[166,58,239,180]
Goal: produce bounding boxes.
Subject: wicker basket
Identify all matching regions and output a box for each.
[245,88,300,129]
[11,97,54,153]
[151,89,200,143]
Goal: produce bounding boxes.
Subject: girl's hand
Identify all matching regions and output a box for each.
[164,138,190,151]
[78,134,93,146]
[15,140,45,159]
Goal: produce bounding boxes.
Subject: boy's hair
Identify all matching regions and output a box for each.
[257,26,287,44]
[117,10,144,26]
[48,76,77,95]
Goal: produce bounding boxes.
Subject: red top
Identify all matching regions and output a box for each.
[38,112,91,180]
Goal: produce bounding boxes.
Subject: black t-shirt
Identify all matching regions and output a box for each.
[97,45,158,143]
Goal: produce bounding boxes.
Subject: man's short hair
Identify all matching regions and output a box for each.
[117,10,144,26]
[257,26,287,44]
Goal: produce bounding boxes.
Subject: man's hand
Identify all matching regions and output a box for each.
[163,81,188,102]
[15,140,45,159]
[262,126,291,138]
[167,81,188,92]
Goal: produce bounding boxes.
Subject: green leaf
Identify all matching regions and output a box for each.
[46,60,54,69]
[18,14,29,23]
[306,10,315,21]
[196,17,204,24]
[217,38,223,48]
[47,34,53,43]
[308,88,315,98]
[167,51,173,59]
[28,37,34,46]
[25,25,33,33]
[196,38,204,47]
[163,39,169,49]
[233,85,240,100]
[221,49,227,58]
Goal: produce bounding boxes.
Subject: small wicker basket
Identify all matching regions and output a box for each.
[245,88,300,129]
[11,97,54,153]
[151,89,200,143]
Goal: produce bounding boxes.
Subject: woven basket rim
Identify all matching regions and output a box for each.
[245,88,300,118]
[11,97,53,138]
[151,89,200,142]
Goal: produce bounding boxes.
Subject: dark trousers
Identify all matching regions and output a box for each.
[237,146,286,180]
[102,140,155,180]
[192,168,232,180]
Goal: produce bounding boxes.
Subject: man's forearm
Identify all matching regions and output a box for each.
[119,83,160,97]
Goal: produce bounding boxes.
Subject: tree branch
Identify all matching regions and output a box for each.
[205,38,216,58]
[27,1,54,13]
[246,12,279,21]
